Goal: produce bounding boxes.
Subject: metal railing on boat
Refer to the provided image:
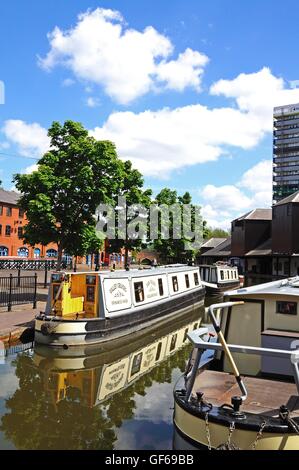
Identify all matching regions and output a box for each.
[184,302,299,403]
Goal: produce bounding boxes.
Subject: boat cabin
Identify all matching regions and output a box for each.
[199,264,239,286]
[223,278,299,377]
[48,266,202,319]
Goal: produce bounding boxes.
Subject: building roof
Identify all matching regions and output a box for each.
[233,209,272,222]
[273,190,299,207]
[0,188,20,205]
[201,237,231,257]
[200,238,226,250]
[245,238,272,257]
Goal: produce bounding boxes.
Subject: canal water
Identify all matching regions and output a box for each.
[0,306,206,450]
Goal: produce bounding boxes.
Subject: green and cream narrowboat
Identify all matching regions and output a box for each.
[35,265,205,347]
[199,263,240,298]
[174,277,299,450]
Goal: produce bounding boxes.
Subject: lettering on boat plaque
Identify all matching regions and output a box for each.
[104,278,131,312]
[146,279,158,299]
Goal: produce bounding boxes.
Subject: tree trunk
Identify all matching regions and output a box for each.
[56,243,63,271]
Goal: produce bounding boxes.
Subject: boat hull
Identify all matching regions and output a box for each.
[205,281,240,298]
[35,287,205,347]
[173,392,299,451]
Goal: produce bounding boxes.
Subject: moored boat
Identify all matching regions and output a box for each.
[199,263,240,297]
[35,265,205,347]
[173,277,299,450]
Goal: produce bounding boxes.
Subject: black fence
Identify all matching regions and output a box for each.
[0,259,59,270]
[0,273,37,311]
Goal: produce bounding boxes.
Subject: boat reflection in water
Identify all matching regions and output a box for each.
[0,307,204,450]
[34,312,202,407]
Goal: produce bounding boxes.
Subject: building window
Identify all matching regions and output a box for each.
[0,206,2,216]
[172,276,179,292]
[6,207,12,216]
[134,282,144,303]
[17,227,23,238]
[170,334,178,351]
[185,274,190,288]
[276,301,297,316]
[17,247,29,257]
[5,225,11,236]
[19,208,24,218]
[194,272,199,285]
[158,278,164,296]
[0,246,8,256]
[34,248,41,258]
[46,249,58,258]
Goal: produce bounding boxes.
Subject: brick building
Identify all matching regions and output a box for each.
[0,188,58,258]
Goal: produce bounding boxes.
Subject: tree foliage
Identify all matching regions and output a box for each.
[152,188,205,263]
[14,121,123,269]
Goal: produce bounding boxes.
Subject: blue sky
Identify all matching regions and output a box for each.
[1,0,299,228]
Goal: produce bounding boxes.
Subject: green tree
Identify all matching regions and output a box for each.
[14,121,122,270]
[107,160,152,267]
[152,188,204,263]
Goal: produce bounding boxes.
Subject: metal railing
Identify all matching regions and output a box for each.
[0,273,37,311]
[184,302,299,403]
[0,259,60,270]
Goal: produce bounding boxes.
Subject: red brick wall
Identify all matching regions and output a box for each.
[0,201,57,257]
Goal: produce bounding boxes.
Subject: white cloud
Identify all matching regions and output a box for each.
[155,48,209,92]
[2,120,49,158]
[238,159,272,193]
[201,159,273,229]
[89,67,299,178]
[210,67,299,127]
[39,8,209,104]
[86,96,101,108]
[23,163,38,174]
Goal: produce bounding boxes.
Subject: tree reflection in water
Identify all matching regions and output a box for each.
[0,343,192,449]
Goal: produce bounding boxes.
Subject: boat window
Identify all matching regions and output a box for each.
[194,272,199,286]
[183,328,189,342]
[86,275,96,285]
[172,276,179,292]
[185,274,190,288]
[235,271,238,279]
[220,270,224,280]
[276,301,297,316]
[170,334,178,351]
[131,353,143,376]
[227,270,230,279]
[210,268,217,283]
[134,282,145,303]
[158,278,164,296]
[86,286,95,302]
[52,284,62,300]
[155,342,162,361]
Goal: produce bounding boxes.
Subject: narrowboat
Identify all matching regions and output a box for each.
[199,263,240,297]
[33,312,202,406]
[35,265,205,347]
[173,277,299,450]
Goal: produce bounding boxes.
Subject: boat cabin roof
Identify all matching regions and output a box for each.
[57,265,199,279]
[225,276,299,298]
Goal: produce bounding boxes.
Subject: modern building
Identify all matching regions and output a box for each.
[0,188,58,258]
[200,194,299,278]
[273,103,299,203]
